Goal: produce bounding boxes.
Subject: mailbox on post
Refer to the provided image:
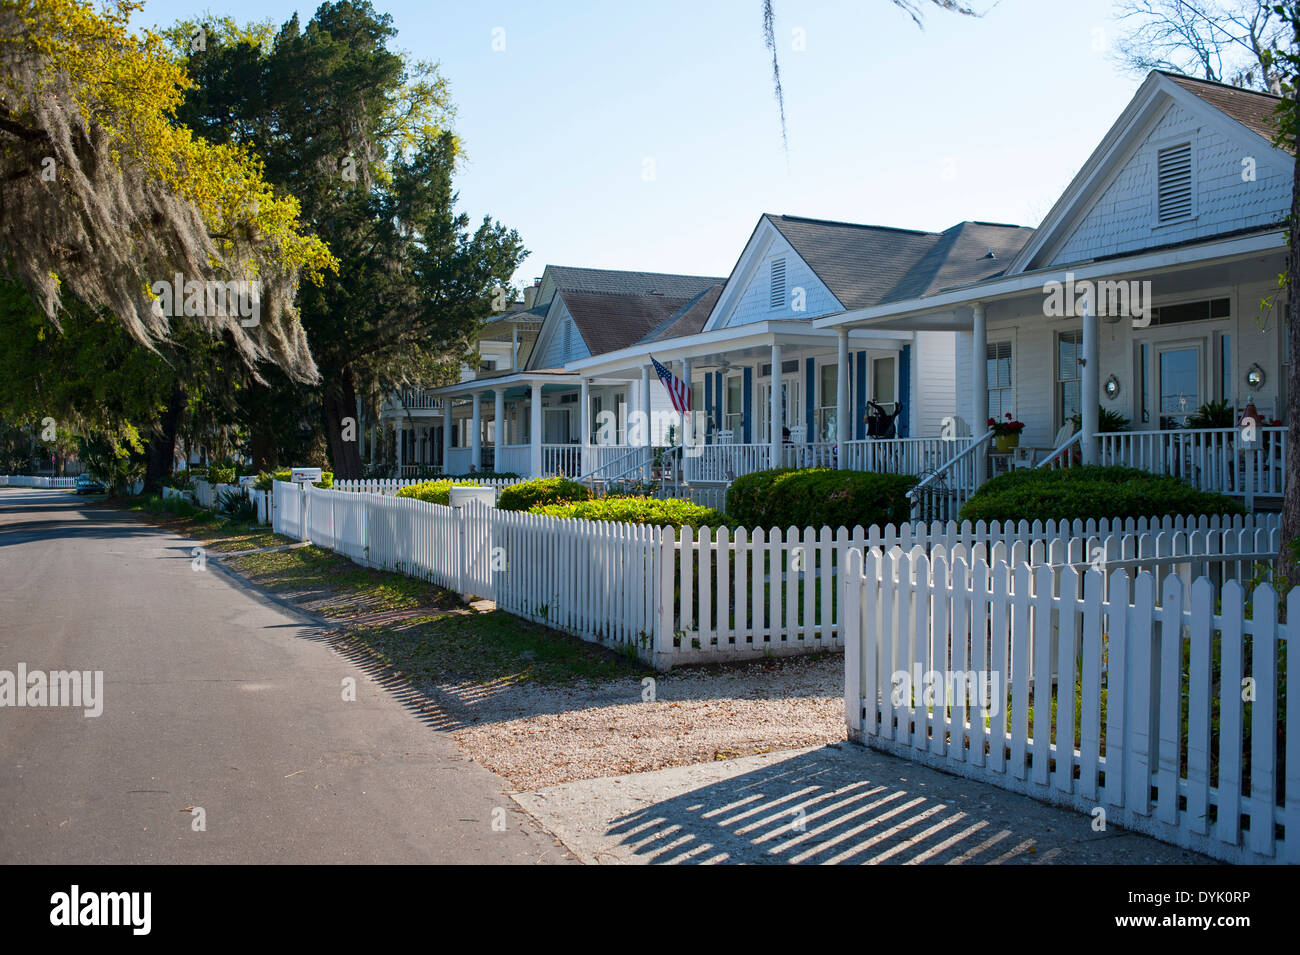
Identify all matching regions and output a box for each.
[448,485,496,509]
[290,467,323,484]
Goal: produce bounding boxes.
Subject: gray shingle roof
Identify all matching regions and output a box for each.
[637,283,725,344]
[882,221,1035,301]
[547,265,723,299]
[763,214,1033,309]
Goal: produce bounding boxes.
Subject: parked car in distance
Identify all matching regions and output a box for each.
[75,474,106,495]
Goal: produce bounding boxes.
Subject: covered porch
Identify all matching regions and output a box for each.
[816,229,1291,517]
[564,320,954,486]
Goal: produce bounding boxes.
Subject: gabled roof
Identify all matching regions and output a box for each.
[637,283,725,344]
[1162,71,1283,145]
[546,265,722,299]
[555,289,703,358]
[881,221,1035,302]
[763,214,939,310]
[1007,70,1293,275]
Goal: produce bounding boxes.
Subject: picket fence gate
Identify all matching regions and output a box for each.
[843,546,1298,864]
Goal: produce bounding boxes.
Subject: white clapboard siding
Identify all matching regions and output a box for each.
[844,546,1298,865]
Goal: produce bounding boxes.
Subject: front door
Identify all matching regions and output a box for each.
[757,375,800,441]
[1156,340,1205,428]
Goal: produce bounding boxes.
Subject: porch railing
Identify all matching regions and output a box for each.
[581,445,651,485]
[684,443,771,483]
[1037,428,1084,469]
[906,429,995,523]
[1098,427,1286,500]
[494,444,530,475]
[541,443,582,477]
[781,441,836,469]
[844,436,973,476]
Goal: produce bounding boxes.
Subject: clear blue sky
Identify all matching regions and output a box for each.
[135,0,1143,288]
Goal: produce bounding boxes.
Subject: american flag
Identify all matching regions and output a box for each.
[651,356,691,414]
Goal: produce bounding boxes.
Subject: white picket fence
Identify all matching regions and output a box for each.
[0,475,78,488]
[843,545,1298,864]
[334,477,526,495]
[273,482,1284,672]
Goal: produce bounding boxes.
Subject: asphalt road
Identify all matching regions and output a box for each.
[0,488,571,864]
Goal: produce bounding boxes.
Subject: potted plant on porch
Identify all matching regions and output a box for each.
[988,413,1025,452]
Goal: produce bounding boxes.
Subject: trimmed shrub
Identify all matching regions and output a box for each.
[441,472,521,480]
[207,465,236,486]
[254,469,334,491]
[958,465,1247,525]
[496,477,591,512]
[531,496,729,529]
[725,468,917,530]
[394,479,480,506]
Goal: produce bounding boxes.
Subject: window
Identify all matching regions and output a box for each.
[986,341,1013,420]
[1149,297,1229,326]
[759,359,799,376]
[769,257,787,309]
[725,376,743,433]
[1138,342,1150,424]
[1057,331,1083,427]
[1156,142,1193,224]
[817,363,838,441]
[872,357,895,404]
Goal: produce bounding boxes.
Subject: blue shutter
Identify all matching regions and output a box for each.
[743,366,752,443]
[899,344,911,438]
[855,351,867,440]
[804,357,815,436]
[705,374,714,443]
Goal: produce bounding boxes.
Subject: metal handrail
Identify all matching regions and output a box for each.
[906,429,995,502]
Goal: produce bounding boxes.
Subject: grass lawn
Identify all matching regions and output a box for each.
[228,543,649,687]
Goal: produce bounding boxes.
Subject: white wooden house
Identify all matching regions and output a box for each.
[815,71,1293,515]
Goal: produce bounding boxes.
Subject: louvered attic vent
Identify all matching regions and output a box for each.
[769,257,787,309]
[1156,142,1193,223]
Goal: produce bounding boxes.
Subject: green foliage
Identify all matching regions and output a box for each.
[959,465,1247,525]
[394,479,480,506]
[531,496,729,529]
[726,468,917,530]
[1069,405,1130,433]
[255,469,334,490]
[217,488,258,522]
[206,465,236,486]
[496,477,592,512]
[1186,399,1236,429]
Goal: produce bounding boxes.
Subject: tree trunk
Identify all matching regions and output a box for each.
[323,365,364,480]
[143,385,184,493]
[1284,11,1300,593]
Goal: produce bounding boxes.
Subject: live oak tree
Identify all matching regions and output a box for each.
[0,0,336,384]
[174,2,526,479]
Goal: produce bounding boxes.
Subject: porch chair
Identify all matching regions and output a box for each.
[1022,421,1076,469]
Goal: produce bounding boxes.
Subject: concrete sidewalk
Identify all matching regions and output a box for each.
[512,743,1218,865]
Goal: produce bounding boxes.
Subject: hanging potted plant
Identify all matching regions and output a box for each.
[989,413,1025,452]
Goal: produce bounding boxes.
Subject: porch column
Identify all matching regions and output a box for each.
[471,391,482,471]
[640,364,652,478]
[836,327,850,469]
[529,383,543,477]
[494,388,504,472]
[972,302,988,482]
[1082,301,1099,465]
[442,400,452,472]
[769,342,782,469]
[368,422,377,467]
[579,377,590,475]
[396,418,405,471]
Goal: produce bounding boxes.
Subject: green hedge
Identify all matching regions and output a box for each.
[958,465,1247,525]
[496,477,591,512]
[725,468,917,530]
[207,465,236,486]
[531,496,729,529]
[394,479,481,506]
[254,469,334,491]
